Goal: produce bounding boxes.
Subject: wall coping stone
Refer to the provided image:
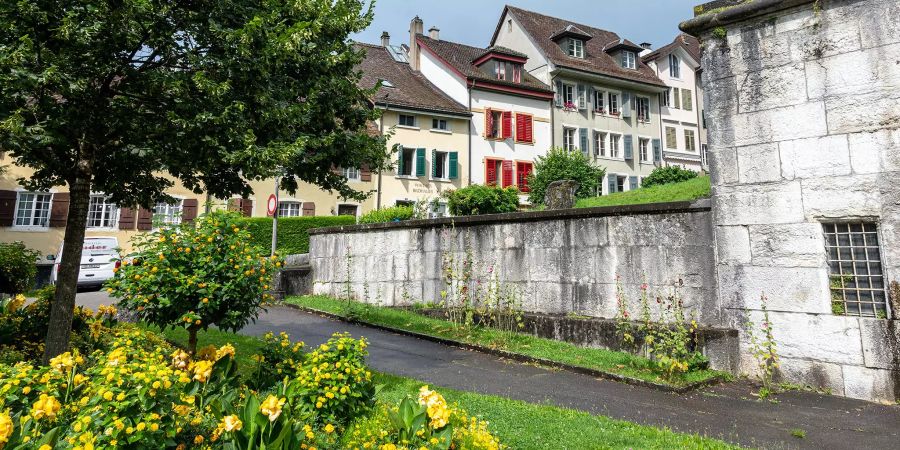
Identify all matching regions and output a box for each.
[307,199,712,236]
[681,0,816,35]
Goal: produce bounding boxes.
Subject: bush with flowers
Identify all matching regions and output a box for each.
[106,210,283,354]
[246,332,306,391]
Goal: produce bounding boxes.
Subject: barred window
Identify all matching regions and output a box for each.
[824,222,889,318]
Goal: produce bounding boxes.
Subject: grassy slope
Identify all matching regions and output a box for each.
[287,296,723,387]
[161,326,740,450]
[575,176,711,208]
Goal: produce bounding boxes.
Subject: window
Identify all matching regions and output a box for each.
[669,54,680,78]
[639,138,650,162]
[568,39,584,58]
[485,159,504,186]
[395,200,414,207]
[608,93,619,114]
[337,204,358,217]
[87,195,118,228]
[593,89,605,112]
[562,127,577,151]
[485,109,508,139]
[702,109,707,128]
[14,192,51,227]
[278,201,302,217]
[622,51,636,69]
[562,84,575,107]
[701,143,709,167]
[516,162,533,192]
[432,118,449,131]
[495,60,506,80]
[429,202,448,219]
[154,199,183,227]
[398,147,415,176]
[616,175,626,192]
[433,151,448,179]
[673,89,681,109]
[662,88,671,107]
[682,88,693,111]
[594,131,606,157]
[609,134,621,158]
[684,129,696,152]
[636,97,650,122]
[824,222,889,318]
[494,61,523,83]
[665,127,678,150]
[343,167,361,181]
[398,114,416,127]
[515,113,534,143]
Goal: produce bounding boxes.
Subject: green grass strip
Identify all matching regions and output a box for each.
[575,176,711,209]
[286,295,724,387]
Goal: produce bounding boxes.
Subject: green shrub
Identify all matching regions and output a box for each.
[108,211,281,354]
[641,166,699,188]
[240,216,356,254]
[526,148,606,205]
[443,184,519,216]
[0,241,40,295]
[358,205,414,224]
[0,286,98,361]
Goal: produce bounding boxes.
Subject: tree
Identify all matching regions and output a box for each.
[107,211,279,354]
[0,0,390,362]
[526,148,606,205]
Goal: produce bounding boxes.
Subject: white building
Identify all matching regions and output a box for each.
[642,34,708,172]
[408,17,553,200]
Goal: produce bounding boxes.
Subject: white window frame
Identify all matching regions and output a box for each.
[277,201,302,217]
[343,167,361,181]
[608,93,619,114]
[562,84,575,108]
[562,127,577,151]
[592,88,605,113]
[594,131,607,158]
[623,51,636,69]
[669,54,681,79]
[429,201,449,219]
[685,129,697,152]
[153,198,183,229]
[431,118,450,132]
[609,134,622,159]
[433,151,449,181]
[639,138,651,163]
[662,88,671,107]
[568,39,584,58]
[335,203,360,218]
[398,114,417,128]
[13,191,52,229]
[636,97,651,123]
[86,194,119,229]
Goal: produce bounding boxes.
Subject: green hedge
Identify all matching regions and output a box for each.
[239,216,356,255]
[358,206,415,224]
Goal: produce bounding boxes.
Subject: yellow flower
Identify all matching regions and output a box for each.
[194,435,204,444]
[215,344,236,361]
[0,411,12,445]
[49,352,76,373]
[324,424,335,434]
[221,415,242,432]
[22,386,31,395]
[136,422,146,431]
[192,360,214,383]
[171,349,190,369]
[259,395,286,422]
[39,446,52,450]
[103,391,114,401]
[417,386,450,429]
[31,394,62,421]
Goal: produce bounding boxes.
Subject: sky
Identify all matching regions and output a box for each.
[351,0,701,52]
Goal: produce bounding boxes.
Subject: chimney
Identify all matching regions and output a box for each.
[429,26,440,40]
[409,16,424,70]
[381,31,390,48]
[640,42,652,50]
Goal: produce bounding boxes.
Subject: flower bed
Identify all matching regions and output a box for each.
[0,317,503,449]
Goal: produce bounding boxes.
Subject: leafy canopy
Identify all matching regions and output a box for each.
[526,148,606,205]
[0,0,389,204]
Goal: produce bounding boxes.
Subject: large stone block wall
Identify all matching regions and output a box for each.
[308,201,719,323]
[684,0,900,401]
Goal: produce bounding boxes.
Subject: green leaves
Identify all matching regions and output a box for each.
[526,147,606,205]
[443,185,520,216]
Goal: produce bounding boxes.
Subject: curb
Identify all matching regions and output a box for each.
[281,303,726,394]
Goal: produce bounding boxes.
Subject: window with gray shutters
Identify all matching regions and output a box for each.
[682,89,693,111]
[824,222,889,318]
[665,127,678,150]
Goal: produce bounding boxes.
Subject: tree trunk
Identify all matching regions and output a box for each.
[188,325,199,355]
[42,152,94,364]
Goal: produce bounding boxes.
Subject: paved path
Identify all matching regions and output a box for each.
[77,291,900,450]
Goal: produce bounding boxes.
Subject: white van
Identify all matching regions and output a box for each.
[52,237,121,288]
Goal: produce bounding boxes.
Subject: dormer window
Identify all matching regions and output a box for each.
[568,39,584,58]
[622,50,636,69]
[493,60,523,83]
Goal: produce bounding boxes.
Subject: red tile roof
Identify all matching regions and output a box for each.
[642,34,702,65]
[494,6,666,88]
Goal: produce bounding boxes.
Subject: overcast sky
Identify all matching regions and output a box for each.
[352,0,700,51]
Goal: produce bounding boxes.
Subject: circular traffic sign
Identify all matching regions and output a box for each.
[267,194,278,216]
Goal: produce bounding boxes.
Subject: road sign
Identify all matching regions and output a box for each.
[267,194,278,216]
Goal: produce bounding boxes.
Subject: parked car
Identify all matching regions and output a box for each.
[51,237,121,289]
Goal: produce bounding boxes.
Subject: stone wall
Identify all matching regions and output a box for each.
[683,0,900,401]
[308,200,718,323]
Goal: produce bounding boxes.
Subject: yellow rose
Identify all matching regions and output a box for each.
[259,395,286,422]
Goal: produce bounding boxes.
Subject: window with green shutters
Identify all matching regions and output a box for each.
[415,148,426,177]
[431,150,454,180]
[398,146,415,177]
[448,152,458,180]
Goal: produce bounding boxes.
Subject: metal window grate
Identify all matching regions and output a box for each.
[823,222,889,318]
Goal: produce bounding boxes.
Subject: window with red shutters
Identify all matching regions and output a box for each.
[501,160,514,187]
[485,159,501,185]
[516,162,533,192]
[515,113,533,143]
[485,108,494,138]
[501,111,513,139]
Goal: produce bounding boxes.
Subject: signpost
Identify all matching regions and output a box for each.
[268,182,278,256]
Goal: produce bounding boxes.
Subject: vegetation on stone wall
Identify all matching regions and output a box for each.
[526,148,606,205]
[240,216,356,255]
[443,185,519,216]
[576,176,711,208]
[641,166,699,188]
[358,205,414,224]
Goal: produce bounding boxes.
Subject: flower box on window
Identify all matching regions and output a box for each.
[593,108,606,115]
[609,111,621,117]
[563,101,578,111]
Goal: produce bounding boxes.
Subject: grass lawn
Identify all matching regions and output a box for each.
[160,326,741,449]
[286,295,725,388]
[575,176,710,208]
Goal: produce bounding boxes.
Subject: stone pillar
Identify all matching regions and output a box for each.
[682,0,900,402]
